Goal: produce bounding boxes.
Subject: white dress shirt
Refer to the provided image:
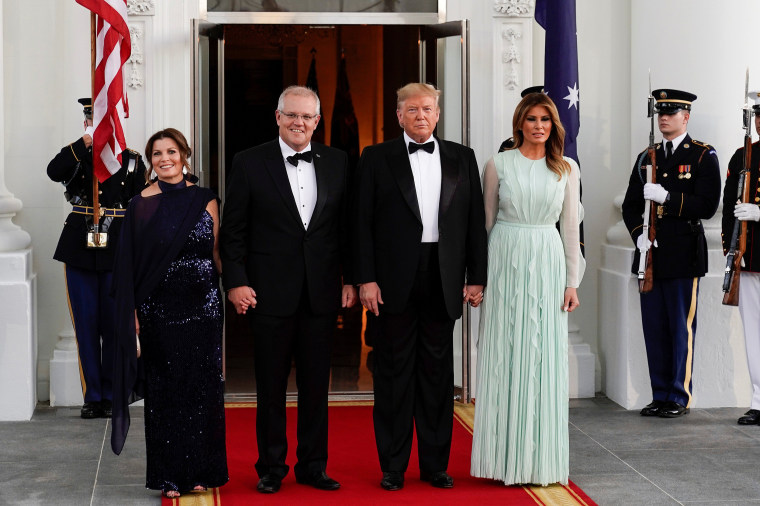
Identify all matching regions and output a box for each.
[404,132,441,242]
[664,131,688,157]
[279,137,317,229]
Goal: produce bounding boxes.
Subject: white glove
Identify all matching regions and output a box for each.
[734,203,760,222]
[636,235,658,250]
[643,183,669,204]
[84,125,95,138]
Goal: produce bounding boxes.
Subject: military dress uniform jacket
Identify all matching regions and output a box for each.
[47,137,148,271]
[622,134,721,279]
[721,141,760,273]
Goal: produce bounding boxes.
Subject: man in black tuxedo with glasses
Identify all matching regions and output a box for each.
[221,85,356,494]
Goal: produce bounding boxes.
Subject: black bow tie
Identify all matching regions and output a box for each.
[408,141,435,154]
[286,151,313,166]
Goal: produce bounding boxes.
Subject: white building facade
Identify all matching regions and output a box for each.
[0,0,753,419]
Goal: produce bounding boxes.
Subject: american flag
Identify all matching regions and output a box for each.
[76,0,131,182]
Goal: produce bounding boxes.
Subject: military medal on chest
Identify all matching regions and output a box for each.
[678,165,692,179]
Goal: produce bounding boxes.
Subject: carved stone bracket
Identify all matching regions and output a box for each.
[502,27,522,90]
[128,24,144,89]
[127,0,155,16]
[493,0,535,17]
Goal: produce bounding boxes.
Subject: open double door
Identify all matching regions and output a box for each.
[193,17,473,402]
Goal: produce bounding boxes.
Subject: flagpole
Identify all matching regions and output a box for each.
[89,12,101,245]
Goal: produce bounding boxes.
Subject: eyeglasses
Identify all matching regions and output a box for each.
[279,111,318,122]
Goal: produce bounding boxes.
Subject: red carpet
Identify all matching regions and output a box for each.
[164,401,595,505]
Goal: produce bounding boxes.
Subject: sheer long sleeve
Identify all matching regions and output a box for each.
[482,157,500,234]
[559,158,585,288]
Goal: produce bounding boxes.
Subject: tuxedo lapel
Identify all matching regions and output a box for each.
[437,137,459,220]
[308,148,328,231]
[388,137,422,224]
[263,141,303,227]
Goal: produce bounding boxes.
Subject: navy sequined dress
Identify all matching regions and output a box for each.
[137,206,228,493]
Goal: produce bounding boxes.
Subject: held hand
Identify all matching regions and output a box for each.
[734,203,760,222]
[643,183,669,204]
[342,284,358,308]
[228,286,257,315]
[563,287,580,312]
[134,311,141,358]
[359,282,383,316]
[636,235,658,250]
[464,284,484,308]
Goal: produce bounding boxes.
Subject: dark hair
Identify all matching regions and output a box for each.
[510,93,570,179]
[144,128,192,180]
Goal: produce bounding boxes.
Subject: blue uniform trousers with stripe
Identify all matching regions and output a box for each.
[640,277,699,408]
[64,265,115,403]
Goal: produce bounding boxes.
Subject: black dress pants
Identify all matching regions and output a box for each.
[249,286,336,480]
[373,243,455,474]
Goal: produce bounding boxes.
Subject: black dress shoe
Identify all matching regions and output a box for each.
[296,471,340,491]
[738,409,760,425]
[380,471,404,491]
[80,402,103,419]
[100,400,112,418]
[640,400,665,417]
[256,474,282,494]
[658,401,689,418]
[420,470,454,489]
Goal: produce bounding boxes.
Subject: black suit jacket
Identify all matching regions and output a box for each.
[353,135,487,320]
[721,141,760,272]
[622,134,721,278]
[47,137,147,271]
[220,139,351,317]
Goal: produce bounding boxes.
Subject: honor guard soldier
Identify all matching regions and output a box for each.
[722,90,760,425]
[622,89,721,418]
[47,98,148,419]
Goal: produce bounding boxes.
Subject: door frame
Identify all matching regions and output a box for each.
[191,12,473,402]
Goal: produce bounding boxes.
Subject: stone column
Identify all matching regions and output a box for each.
[0,0,37,421]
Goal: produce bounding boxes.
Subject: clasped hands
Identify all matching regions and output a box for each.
[463,284,484,308]
[227,284,357,315]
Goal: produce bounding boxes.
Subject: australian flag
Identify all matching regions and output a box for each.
[535,0,580,164]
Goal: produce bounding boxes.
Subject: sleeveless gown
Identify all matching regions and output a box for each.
[471,149,583,486]
[138,210,229,493]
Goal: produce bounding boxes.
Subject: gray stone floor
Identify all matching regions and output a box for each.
[1,396,759,505]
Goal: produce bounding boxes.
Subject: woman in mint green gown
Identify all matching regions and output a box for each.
[471,93,584,486]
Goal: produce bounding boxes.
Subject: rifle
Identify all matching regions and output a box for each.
[723,69,752,305]
[638,73,656,293]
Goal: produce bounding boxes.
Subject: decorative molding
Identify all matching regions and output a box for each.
[128,24,144,89]
[127,0,155,16]
[493,0,535,17]
[502,27,522,90]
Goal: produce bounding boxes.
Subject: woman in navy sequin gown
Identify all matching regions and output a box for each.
[111,128,228,498]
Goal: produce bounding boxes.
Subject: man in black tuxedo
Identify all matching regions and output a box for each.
[353,83,488,491]
[220,86,356,494]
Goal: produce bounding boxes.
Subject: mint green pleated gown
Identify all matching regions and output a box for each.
[471,149,583,486]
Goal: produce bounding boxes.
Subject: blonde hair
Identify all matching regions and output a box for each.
[396,83,441,110]
[509,93,570,179]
